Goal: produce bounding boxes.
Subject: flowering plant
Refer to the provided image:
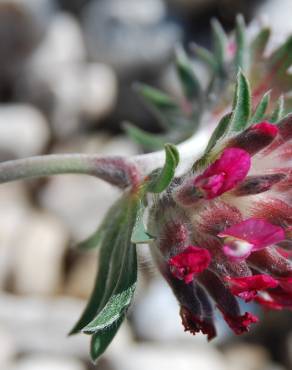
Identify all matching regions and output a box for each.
[1,16,292,362]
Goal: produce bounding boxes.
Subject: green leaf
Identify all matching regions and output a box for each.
[134,83,177,111]
[123,122,165,151]
[205,112,232,153]
[270,95,285,123]
[250,27,271,62]
[69,194,138,336]
[90,321,122,363]
[229,71,251,132]
[83,286,136,334]
[148,144,179,193]
[131,200,154,244]
[250,91,271,124]
[175,47,202,102]
[269,35,292,74]
[134,83,179,130]
[235,15,248,71]
[211,18,228,73]
[191,43,217,71]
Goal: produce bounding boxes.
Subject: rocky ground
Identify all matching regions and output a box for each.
[0,0,292,369]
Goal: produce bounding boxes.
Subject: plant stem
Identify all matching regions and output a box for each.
[0,129,210,188]
[0,154,140,189]
[133,129,210,175]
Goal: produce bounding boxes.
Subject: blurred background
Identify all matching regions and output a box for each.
[0,0,292,369]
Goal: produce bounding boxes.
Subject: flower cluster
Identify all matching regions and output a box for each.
[149,117,292,339]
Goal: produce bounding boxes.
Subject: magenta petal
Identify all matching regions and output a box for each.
[251,122,279,137]
[225,275,279,302]
[194,148,251,199]
[219,218,285,250]
[168,246,211,284]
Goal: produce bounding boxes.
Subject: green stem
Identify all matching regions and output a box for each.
[0,154,140,189]
[0,128,209,188]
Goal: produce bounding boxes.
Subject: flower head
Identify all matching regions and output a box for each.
[149,117,292,339]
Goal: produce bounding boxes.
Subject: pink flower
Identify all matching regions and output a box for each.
[218,218,285,261]
[194,148,251,199]
[168,246,211,284]
[150,113,292,341]
[224,275,279,302]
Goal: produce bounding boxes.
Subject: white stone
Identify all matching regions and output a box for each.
[255,0,292,47]
[39,174,120,241]
[40,135,138,240]
[13,211,69,295]
[30,12,86,69]
[0,0,55,70]
[0,183,31,289]
[65,252,97,299]
[47,63,117,137]
[224,343,270,370]
[108,343,226,370]
[0,293,90,357]
[79,63,117,121]
[9,355,85,370]
[0,328,16,368]
[0,104,50,157]
[83,0,181,73]
[99,135,140,156]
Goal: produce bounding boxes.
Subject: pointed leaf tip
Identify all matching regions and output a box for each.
[211,18,228,71]
[250,90,271,124]
[147,143,180,193]
[175,46,202,102]
[270,95,285,123]
[235,14,248,71]
[229,71,251,132]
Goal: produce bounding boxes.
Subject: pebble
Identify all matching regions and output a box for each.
[46,63,117,137]
[39,135,138,240]
[108,343,226,370]
[0,328,16,368]
[0,104,50,158]
[0,183,31,290]
[224,343,271,370]
[30,12,86,69]
[83,0,181,75]
[0,0,55,73]
[0,293,90,357]
[9,355,86,370]
[65,252,97,299]
[39,174,120,241]
[13,211,69,295]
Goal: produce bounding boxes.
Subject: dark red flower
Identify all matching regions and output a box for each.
[218,308,259,335]
[168,246,211,284]
[224,275,279,302]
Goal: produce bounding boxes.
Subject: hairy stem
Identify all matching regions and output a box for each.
[0,129,209,188]
[0,154,141,189]
[133,129,210,175]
